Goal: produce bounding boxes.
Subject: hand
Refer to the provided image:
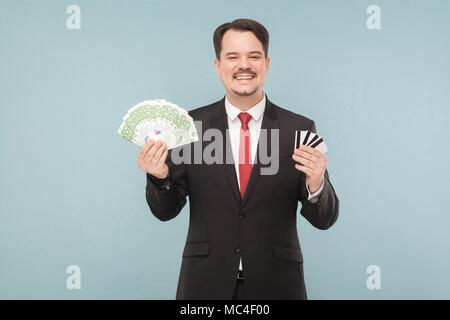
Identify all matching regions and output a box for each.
[292,144,327,194]
[137,139,169,179]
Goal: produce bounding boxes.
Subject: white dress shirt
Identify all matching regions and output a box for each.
[224,92,324,272]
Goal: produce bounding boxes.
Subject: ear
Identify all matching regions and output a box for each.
[265,56,270,73]
[214,58,220,75]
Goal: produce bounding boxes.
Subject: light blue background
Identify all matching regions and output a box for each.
[1,0,449,299]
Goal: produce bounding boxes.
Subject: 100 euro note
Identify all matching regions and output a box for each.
[118,100,198,150]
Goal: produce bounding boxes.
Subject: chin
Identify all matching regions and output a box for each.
[231,87,258,97]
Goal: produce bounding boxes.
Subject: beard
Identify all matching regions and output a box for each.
[231,86,258,97]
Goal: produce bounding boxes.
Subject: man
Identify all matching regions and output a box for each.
[137,19,339,300]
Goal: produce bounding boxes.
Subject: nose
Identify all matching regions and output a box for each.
[237,56,250,69]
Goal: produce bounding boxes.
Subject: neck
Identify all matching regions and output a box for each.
[226,90,264,111]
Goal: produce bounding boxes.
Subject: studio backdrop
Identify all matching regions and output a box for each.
[1,0,449,299]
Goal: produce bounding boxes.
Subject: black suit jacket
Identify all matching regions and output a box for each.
[145,95,339,300]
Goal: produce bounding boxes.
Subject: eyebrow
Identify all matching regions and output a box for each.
[225,51,263,56]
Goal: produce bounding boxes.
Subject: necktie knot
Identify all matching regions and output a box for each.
[238,112,252,129]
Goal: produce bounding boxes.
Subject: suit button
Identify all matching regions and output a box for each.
[235,247,241,254]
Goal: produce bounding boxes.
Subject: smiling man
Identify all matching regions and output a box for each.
[138,18,340,300]
[214,28,269,109]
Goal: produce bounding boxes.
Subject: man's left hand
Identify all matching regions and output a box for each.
[292,145,327,194]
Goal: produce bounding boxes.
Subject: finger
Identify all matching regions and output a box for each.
[295,163,311,175]
[139,139,155,163]
[292,154,315,169]
[157,149,168,168]
[294,148,319,162]
[144,140,163,163]
[151,143,167,166]
[299,144,323,158]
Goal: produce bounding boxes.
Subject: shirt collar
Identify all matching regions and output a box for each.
[225,92,266,122]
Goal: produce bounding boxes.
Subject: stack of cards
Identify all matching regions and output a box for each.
[117,99,198,149]
[295,130,328,153]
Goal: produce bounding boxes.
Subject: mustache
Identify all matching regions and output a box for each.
[233,70,256,77]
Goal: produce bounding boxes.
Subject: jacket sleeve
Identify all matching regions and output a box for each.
[298,121,340,230]
[145,147,189,222]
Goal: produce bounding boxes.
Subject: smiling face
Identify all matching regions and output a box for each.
[214,29,270,104]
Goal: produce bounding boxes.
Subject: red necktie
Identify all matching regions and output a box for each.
[238,112,253,199]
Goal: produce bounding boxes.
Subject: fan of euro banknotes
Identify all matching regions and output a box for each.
[117,99,198,149]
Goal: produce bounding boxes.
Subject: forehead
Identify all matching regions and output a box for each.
[221,30,264,55]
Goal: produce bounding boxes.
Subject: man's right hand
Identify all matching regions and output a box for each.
[137,139,169,179]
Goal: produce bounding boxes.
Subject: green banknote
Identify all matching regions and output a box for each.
[118,99,198,149]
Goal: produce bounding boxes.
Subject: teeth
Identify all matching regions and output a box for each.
[236,76,254,80]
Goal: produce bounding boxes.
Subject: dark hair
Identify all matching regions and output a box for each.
[213,18,269,60]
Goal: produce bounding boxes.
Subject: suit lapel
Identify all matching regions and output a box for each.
[210,97,242,204]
